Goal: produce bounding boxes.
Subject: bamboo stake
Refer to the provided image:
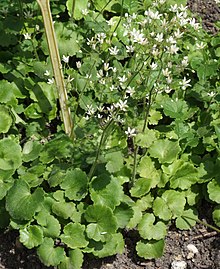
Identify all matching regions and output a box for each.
[37,0,73,138]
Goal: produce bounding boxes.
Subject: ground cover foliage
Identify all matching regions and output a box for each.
[0,0,220,268]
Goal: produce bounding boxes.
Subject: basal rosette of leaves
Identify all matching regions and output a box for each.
[0,0,219,267]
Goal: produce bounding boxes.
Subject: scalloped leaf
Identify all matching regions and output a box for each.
[212,205,220,227]
[175,208,198,230]
[60,223,88,249]
[22,140,42,162]
[148,139,181,164]
[0,105,13,133]
[136,239,165,259]
[37,238,65,267]
[20,225,44,249]
[114,203,133,228]
[90,174,123,209]
[36,211,61,238]
[58,249,83,269]
[0,138,22,172]
[153,190,185,220]
[90,233,124,258]
[138,213,167,240]
[207,178,220,203]
[6,179,44,220]
[85,204,117,242]
[66,0,89,20]
[105,151,124,173]
[60,168,88,201]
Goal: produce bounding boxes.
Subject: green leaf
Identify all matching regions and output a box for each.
[136,128,157,148]
[0,138,22,171]
[91,233,124,258]
[60,223,88,249]
[130,177,157,198]
[0,105,13,133]
[52,201,79,221]
[42,22,83,56]
[136,239,165,259]
[165,160,199,190]
[207,178,220,203]
[40,135,73,164]
[153,190,185,220]
[36,211,61,238]
[22,140,42,162]
[114,203,133,228]
[85,204,117,242]
[6,179,44,220]
[138,213,166,240]
[58,249,84,269]
[37,238,65,267]
[149,139,181,164]
[175,208,197,230]
[212,205,220,227]
[105,151,124,173]
[153,197,172,221]
[66,0,89,20]
[163,98,189,120]
[126,206,142,229]
[20,225,44,249]
[137,155,160,179]
[90,175,123,209]
[60,168,88,201]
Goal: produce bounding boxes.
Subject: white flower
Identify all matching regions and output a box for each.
[196,42,206,49]
[207,91,215,97]
[67,75,74,83]
[167,44,179,54]
[118,75,127,83]
[169,4,178,12]
[174,29,184,39]
[181,56,189,67]
[130,28,147,44]
[62,55,69,63]
[47,78,55,85]
[126,45,135,53]
[44,70,50,76]
[109,46,119,55]
[162,68,171,77]
[115,100,128,111]
[103,62,110,71]
[23,33,31,40]
[166,36,176,44]
[125,127,136,137]
[179,77,191,90]
[81,9,89,15]
[76,61,81,68]
[155,33,163,43]
[150,62,158,70]
[107,19,116,26]
[126,86,135,96]
[145,9,162,20]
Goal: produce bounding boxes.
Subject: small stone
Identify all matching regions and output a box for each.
[171,260,187,269]
[186,243,199,259]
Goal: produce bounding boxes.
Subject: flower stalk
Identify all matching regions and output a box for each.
[37,0,74,138]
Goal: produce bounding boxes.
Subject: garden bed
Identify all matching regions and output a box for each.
[0,0,220,269]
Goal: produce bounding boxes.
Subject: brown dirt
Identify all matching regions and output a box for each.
[0,1,219,269]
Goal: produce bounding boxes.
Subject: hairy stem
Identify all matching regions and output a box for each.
[183,216,220,233]
[37,0,74,138]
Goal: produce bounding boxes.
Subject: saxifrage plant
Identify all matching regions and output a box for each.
[0,0,220,268]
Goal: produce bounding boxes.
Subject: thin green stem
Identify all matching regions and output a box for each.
[70,0,76,20]
[88,119,114,179]
[183,216,220,233]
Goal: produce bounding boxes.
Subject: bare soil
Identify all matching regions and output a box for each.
[0,1,219,268]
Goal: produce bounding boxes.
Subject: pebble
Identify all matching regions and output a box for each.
[186,243,199,259]
[171,260,187,269]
